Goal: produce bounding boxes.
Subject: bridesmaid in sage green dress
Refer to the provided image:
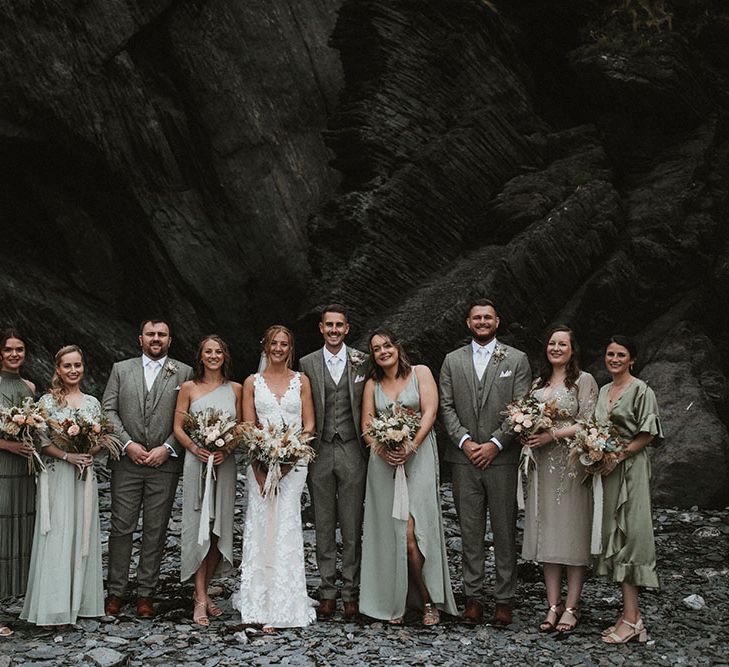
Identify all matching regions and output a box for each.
[360,329,457,626]
[21,345,104,626]
[591,335,662,644]
[0,330,36,637]
[174,336,242,627]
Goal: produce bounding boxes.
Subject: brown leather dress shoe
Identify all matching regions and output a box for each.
[136,597,155,618]
[491,602,513,628]
[104,595,122,616]
[316,598,336,620]
[462,598,484,626]
[343,601,360,621]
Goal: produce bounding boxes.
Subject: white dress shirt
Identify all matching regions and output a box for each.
[323,344,347,384]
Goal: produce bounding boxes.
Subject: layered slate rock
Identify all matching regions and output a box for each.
[2,0,729,504]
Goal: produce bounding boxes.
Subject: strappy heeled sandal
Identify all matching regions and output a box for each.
[0,625,13,638]
[193,598,209,627]
[422,603,440,626]
[556,607,580,634]
[206,599,223,617]
[539,602,564,633]
[603,617,648,644]
[601,617,622,636]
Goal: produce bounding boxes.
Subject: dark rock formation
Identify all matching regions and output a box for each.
[2,0,728,505]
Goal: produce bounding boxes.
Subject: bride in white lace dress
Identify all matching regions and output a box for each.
[233,325,317,631]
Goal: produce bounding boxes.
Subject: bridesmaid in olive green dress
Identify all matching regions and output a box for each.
[0,329,36,638]
[360,329,457,626]
[591,336,662,644]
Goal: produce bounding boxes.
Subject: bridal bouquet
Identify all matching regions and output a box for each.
[238,421,315,497]
[0,398,48,475]
[502,395,565,438]
[363,403,421,521]
[48,412,123,477]
[181,407,239,476]
[570,417,624,468]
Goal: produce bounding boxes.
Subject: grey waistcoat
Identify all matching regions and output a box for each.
[321,367,357,443]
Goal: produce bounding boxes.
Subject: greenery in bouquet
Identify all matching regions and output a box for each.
[570,416,624,467]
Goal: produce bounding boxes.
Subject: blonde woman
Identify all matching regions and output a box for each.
[21,346,104,626]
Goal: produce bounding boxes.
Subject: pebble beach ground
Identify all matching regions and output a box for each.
[1,465,727,667]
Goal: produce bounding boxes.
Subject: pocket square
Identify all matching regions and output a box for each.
[499,370,512,378]
[354,375,366,383]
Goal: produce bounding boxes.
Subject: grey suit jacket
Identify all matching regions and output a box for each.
[440,342,531,467]
[299,347,369,458]
[102,356,193,474]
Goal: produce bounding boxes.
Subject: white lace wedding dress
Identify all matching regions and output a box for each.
[232,372,316,629]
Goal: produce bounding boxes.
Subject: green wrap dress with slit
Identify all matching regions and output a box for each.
[360,371,457,620]
[594,379,663,588]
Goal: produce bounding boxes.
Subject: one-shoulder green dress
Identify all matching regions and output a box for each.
[360,371,457,620]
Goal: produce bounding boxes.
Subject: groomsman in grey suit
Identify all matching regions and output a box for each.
[300,304,369,621]
[102,319,192,618]
[440,299,531,628]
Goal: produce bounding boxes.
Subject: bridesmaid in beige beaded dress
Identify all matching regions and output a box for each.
[521,326,597,634]
[174,336,242,626]
[0,330,36,637]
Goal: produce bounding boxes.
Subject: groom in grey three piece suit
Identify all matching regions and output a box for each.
[440,299,530,628]
[299,304,369,621]
[102,319,192,618]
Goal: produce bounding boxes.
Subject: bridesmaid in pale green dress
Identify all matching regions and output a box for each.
[174,335,242,627]
[21,345,105,627]
[360,329,457,626]
[590,335,662,644]
[0,330,36,637]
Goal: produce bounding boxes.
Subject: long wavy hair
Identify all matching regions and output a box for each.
[50,344,84,405]
[193,335,233,382]
[534,326,581,391]
[261,325,295,369]
[368,328,412,381]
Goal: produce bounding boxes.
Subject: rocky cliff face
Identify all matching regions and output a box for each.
[2,0,728,506]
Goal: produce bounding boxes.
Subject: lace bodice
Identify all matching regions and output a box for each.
[253,373,302,429]
[38,394,101,426]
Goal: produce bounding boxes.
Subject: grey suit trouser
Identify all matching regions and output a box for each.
[107,464,179,598]
[451,462,518,603]
[309,436,367,601]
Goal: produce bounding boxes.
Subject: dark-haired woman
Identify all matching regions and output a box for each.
[174,336,242,626]
[360,330,457,625]
[521,327,597,634]
[21,345,104,626]
[591,336,662,644]
[0,331,36,637]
